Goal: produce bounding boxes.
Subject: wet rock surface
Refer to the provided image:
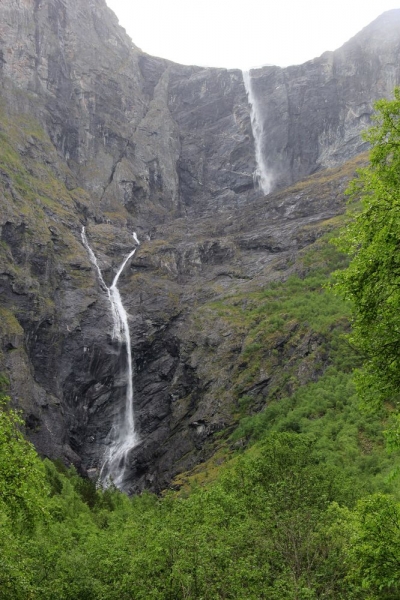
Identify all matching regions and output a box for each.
[0,0,397,492]
[248,9,400,190]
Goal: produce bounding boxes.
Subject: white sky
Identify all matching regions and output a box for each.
[105,0,400,70]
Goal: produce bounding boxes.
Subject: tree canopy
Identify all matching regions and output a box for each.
[334,87,400,410]
[0,392,49,530]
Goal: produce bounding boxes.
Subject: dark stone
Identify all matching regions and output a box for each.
[0,0,398,494]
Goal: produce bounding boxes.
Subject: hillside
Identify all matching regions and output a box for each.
[1,0,400,493]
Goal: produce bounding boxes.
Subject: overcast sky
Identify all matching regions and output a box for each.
[105,1,400,70]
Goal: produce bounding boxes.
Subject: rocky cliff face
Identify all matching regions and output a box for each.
[249,9,400,190]
[0,0,257,223]
[0,0,398,491]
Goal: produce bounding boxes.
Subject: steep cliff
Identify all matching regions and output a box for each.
[0,0,398,491]
[248,9,400,190]
[0,0,257,222]
[0,0,257,487]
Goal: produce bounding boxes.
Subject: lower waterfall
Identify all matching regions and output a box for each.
[242,70,272,195]
[81,227,139,489]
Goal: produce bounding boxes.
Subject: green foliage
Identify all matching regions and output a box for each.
[347,494,400,598]
[0,378,398,598]
[0,395,49,530]
[96,434,357,600]
[0,395,50,596]
[232,364,400,494]
[333,88,400,408]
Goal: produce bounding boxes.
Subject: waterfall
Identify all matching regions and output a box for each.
[81,226,139,489]
[242,70,272,195]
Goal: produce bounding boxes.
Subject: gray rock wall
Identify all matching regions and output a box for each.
[248,9,400,190]
[0,0,399,491]
[0,0,257,224]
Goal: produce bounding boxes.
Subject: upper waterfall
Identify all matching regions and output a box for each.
[242,70,272,195]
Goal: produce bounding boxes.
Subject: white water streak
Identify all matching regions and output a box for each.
[242,71,272,195]
[81,227,140,489]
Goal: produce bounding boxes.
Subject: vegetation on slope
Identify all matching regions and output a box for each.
[2,91,400,598]
[1,222,399,597]
[333,88,400,411]
[0,384,399,599]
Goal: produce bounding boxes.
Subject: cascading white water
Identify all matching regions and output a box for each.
[242,70,272,195]
[81,226,139,489]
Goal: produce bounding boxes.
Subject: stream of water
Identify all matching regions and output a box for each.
[81,226,139,488]
[242,70,272,195]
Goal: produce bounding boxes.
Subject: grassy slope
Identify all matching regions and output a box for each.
[172,223,400,496]
[0,100,396,497]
